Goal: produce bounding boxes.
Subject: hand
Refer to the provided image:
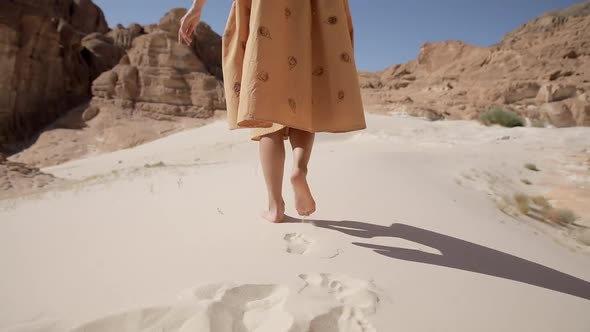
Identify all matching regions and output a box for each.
[178,6,203,46]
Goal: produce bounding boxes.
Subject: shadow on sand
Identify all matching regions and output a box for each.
[310,219,590,301]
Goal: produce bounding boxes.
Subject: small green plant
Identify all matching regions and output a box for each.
[524,163,540,172]
[521,179,532,185]
[543,208,577,225]
[513,193,530,214]
[479,108,524,128]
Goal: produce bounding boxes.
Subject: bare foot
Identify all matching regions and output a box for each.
[291,169,316,217]
[262,200,285,223]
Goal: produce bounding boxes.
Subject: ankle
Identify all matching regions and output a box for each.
[268,198,285,210]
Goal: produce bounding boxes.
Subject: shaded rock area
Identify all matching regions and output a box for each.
[2,4,225,168]
[361,1,590,127]
[0,0,113,151]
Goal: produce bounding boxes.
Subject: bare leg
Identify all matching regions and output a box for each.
[289,128,316,217]
[259,130,286,223]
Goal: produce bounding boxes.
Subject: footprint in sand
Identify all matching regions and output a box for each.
[309,306,376,332]
[284,233,313,255]
[70,284,294,332]
[13,276,382,332]
[299,273,381,324]
[298,273,382,313]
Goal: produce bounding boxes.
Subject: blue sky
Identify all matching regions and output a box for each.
[94,0,582,71]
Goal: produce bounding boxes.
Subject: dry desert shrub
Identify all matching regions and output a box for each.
[531,195,551,209]
[508,193,578,226]
[513,193,531,214]
[479,108,524,128]
[543,208,578,225]
[144,161,166,168]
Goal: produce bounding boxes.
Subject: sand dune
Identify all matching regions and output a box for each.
[1,113,589,331]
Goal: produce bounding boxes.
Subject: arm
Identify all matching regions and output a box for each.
[189,0,208,12]
[179,0,208,45]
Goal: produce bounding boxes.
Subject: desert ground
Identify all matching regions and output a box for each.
[1,111,589,332]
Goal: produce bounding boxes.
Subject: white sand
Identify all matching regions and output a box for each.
[1,113,589,332]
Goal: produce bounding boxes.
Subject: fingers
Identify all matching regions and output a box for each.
[183,32,192,45]
[185,22,193,36]
[184,22,198,45]
[179,32,191,46]
[185,20,196,35]
[178,14,201,46]
[178,24,191,46]
[184,24,193,44]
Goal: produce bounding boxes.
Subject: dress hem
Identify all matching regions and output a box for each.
[228,114,367,141]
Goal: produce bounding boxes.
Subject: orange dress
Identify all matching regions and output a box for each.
[222,0,366,140]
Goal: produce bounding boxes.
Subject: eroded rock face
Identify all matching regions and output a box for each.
[363,1,590,126]
[0,2,225,154]
[4,5,226,167]
[0,0,112,151]
[90,8,225,120]
[82,32,126,80]
[542,102,577,127]
[107,23,145,49]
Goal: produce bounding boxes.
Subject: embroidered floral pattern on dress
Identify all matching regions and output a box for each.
[288,56,298,70]
[326,16,338,24]
[258,26,272,39]
[288,98,297,113]
[233,82,241,97]
[222,0,366,140]
[257,71,270,82]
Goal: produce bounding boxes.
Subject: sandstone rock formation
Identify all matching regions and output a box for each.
[7,8,226,168]
[90,8,225,121]
[0,0,114,151]
[82,32,126,80]
[2,2,225,168]
[361,1,590,127]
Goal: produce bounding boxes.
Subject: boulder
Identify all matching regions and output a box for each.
[570,100,590,126]
[82,33,125,79]
[82,106,100,122]
[541,101,577,127]
[90,8,225,119]
[503,82,541,104]
[106,23,145,49]
[536,84,578,103]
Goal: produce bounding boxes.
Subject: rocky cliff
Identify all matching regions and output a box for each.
[0,2,224,156]
[0,0,116,151]
[4,5,225,168]
[361,1,590,127]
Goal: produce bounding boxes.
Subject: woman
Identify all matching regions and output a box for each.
[179,0,366,223]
